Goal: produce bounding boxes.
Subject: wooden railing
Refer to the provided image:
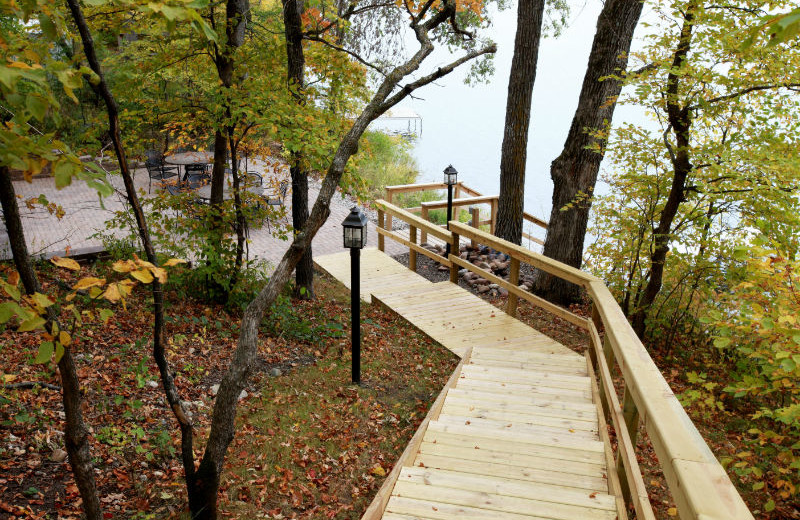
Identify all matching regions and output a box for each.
[384,182,547,248]
[373,199,754,520]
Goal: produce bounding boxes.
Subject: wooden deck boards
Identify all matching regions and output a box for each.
[315,250,622,519]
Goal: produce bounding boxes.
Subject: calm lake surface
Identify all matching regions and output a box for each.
[376,0,650,225]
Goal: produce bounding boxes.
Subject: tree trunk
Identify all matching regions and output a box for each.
[533,0,643,304]
[0,167,103,520]
[631,3,697,338]
[188,4,495,516]
[495,0,545,244]
[283,0,314,298]
[65,0,198,507]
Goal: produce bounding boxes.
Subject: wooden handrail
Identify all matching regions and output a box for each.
[443,220,753,520]
[449,221,597,288]
[420,195,498,209]
[375,199,454,243]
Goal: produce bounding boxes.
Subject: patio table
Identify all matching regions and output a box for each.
[164,151,214,180]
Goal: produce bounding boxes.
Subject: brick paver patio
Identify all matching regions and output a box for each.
[2,159,403,271]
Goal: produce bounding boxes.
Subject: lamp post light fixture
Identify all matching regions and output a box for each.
[443,165,458,257]
[342,206,368,384]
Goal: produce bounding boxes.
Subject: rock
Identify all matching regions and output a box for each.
[185,410,193,419]
[210,384,220,396]
[477,286,491,294]
[458,268,468,276]
[475,278,489,286]
[460,252,469,260]
[269,368,282,377]
[238,390,248,400]
[490,289,498,297]
[488,283,499,289]
[489,261,499,271]
[50,448,68,463]
[188,347,195,355]
[437,265,449,272]
[477,262,491,270]
[498,288,509,297]
[146,380,158,389]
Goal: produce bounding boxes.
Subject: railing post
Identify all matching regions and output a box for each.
[409,225,417,272]
[385,189,394,233]
[469,206,479,247]
[449,230,460,284]
[421,206,429,244]
[506,257,520,316]
[616,387,640,508]
[377,208,385,252]
[490,198,498,235]
[454,182,462,223]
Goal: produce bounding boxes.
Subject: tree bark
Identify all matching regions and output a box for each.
[189,4,496,516]
[64,0,197,506]
[283,0,314,298]
[631,3,697,338]
[495,0,545,244]
[0,167,103,520]
[533,0,643,304]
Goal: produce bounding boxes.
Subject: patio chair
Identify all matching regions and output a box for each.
[263,180,289,231]
[183,172,209,190]
[146,158,179,193]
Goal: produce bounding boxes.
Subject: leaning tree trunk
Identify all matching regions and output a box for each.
[188,3,496,515]
[0,167,103,520]
[65,0,198,505]
[631,3,697,338]
[495,0,545,244]
[283,0,314,299]
[533,0,643,304]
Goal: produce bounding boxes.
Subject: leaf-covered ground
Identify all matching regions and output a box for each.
[0,261,457,519]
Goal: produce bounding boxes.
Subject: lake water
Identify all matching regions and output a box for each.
[372,0,651,225]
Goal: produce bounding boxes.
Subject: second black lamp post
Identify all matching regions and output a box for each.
[342,206,368,385]
[443,165,458,257]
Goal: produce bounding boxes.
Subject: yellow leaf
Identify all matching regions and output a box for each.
[667,507,677,516]
[72,277,106,290]
[149,267,167,284]
[8,271,20,286]
[112,259,136,273]
[163,258,187,267]
[103,283,121,302]
[3,373,18,383]
[369,464,386,477]
[134,256,156,269]
[51,256,80,271]
[130,269,154,284]
[59,331,71,346]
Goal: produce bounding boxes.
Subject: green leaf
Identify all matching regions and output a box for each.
[54,342,65,364]
[98,308,114,324]
[18,316,46,332]
[33,341,54,364]
[764,499,775,512]
[26,95,48,121]
[53,160,74,189]
[713,337,732,349]
[31,292,54,308]
[1,281,21,301]
[0,302,24,323]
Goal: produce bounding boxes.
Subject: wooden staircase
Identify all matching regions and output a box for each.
[315,249,621,519]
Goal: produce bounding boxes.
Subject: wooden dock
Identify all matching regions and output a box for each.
[314,249,622,519]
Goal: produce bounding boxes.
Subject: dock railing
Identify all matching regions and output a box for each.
[384,182,547,248]
[373,198,753,520]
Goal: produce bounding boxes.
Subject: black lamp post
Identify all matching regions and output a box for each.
[443,165,458,257]
[342,206,368,385]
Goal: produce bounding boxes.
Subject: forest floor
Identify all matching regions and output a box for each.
[0,260,456,519]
